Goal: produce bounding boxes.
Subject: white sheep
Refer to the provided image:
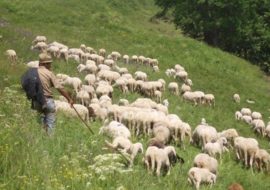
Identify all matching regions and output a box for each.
[32,35,47,44]
[233,94,240,103]
[99,120,131,139]
[181,83,191,94]
[61,77,82,93]
[188,167,216,190]
[123,55,129,64]
[99,48,106,57]
[154,90,162,103]
[168,82,179,95]
[265,122,270,139]
[5,49,17,63]
[144,146,176,176]
[254,149,270,172]
[131,55,138,63]
[203,137,229,159]
[134,71,147,81]
[234,137,259,168]
[240,108,252,116]
[251,111,262,120]
[76,89,90,106]
[204,94,215,106]
[241,115,252,125]
[31,42,47,52]
[193,153,219,174]
[153,65,159,72]
[84,74,96,86]
[218,128,239,145]
[251,119,265,136]
[235,111,242,120]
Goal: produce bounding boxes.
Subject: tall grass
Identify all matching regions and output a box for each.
[1,0,270,189]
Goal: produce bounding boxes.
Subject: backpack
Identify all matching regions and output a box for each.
[21,68,46,110]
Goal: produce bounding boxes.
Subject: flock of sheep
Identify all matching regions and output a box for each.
[5,35,270,190]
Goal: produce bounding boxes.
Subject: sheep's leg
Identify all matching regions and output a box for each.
[156,161,161,176]
[151,156,155,173]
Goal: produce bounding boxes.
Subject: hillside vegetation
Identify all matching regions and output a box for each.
[1,0,270,190]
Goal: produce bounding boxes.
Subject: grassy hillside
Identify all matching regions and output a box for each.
[1,0,270,190]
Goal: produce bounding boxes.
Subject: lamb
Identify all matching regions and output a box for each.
[193,153,219,174]
[99,120,131,139]
[235,111,242,120]
[123,55,129,64]
[233,94,240,103]
[144,146,176,176]
[185,78,193,86]
[188,167,216,190]
[153,65,159,72]
[203,137,229,159]
[254,148,270,172]
[163,99,169,108]
[204,94,215,106]
[168,82,179,95]
[99,48,106,57]
[5,49,17,63]
[131,55,138,63]
[105,136,143,165]
[154,90,162,103]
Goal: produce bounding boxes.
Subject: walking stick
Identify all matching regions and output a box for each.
[71,105,94,135]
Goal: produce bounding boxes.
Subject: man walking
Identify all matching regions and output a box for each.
[36,53,73,135]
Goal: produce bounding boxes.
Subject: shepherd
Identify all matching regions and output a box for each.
[22,53,73,135]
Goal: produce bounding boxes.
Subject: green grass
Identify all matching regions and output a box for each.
[1,0,270,190]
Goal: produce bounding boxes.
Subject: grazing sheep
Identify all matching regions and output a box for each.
[254,149,270,172]
[234,137,259,168]
[188,167,216,190]
[218,128,239,145]
[131,55,138,63]
[192,125,218,148]
[144,146,176,176]
[193,153,219,174]
[5,49,17,63]
[123,55,129,64]
[99,120,131,139]
[251,111,262,120]
[135,71,147,81]
[168,82,179,95]
[241,108,252,116]
[204,94,215,106]
[61,77,82,93]
[32,35,47,44]
[203,137,229,159]
[181,84,191,94]
[153,65,159,72]
[154,90,162,103]
[31,42,47,52]
[99,48,106,57]
[235,111,242,120]
[251,119,265,136]
[163,99,169,108]
[241,115,252,125]
[152,125,171,145]
[265,122,270,139]
[84,74,96,86]
[233,94,240,103]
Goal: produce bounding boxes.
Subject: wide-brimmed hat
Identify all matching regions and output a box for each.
[39,53,52,64]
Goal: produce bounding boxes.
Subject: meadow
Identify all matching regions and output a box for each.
[0,0,270,189]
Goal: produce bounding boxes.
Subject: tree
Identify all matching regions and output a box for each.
[155,0,270,73]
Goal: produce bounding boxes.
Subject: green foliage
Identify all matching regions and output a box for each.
[155,0,270,73]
